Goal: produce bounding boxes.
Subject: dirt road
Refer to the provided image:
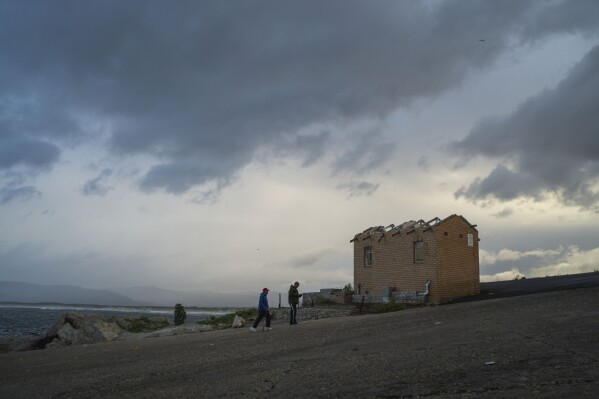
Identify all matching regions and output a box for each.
[1,285,598,398]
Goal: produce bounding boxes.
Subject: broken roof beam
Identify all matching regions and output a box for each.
[405,219,426,235]
[425,217,441,225]
[423,217,441,231]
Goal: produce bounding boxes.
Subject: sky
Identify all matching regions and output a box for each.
[1,0,599,296]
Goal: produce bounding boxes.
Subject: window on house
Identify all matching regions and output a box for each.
[414,241,425,262]
[364,246,372,267]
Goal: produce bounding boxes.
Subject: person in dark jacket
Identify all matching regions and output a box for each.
[251,288,271,331]
[288,282,302,325]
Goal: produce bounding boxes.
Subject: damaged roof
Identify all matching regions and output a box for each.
[350,214,477,242]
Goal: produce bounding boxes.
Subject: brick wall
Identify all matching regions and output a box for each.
[353,215,480,304]
[353,228,437,299]
[432,215,480,303]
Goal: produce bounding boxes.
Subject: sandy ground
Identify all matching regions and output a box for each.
[1,282,598,398]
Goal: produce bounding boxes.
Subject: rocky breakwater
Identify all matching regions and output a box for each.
[0,312,213,353]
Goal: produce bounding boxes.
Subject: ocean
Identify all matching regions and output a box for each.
[0,303,229,337]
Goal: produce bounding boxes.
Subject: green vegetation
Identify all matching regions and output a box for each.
[123,316,170,333]
[514,274,527,280]
[198,308,258,328]
[174,303,187,326]
[342,283,354,294]
[370,300,407,314]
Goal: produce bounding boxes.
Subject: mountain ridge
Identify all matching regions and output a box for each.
[0,281,258,308]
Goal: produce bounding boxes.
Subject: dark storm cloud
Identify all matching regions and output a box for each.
[0,136,60,171]
[2,0,598,195]
[139,161,226,194]
[452,45,599,211]
[331,126,397,177]
[267,131,331,168]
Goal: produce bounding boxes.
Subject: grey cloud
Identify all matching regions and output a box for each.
[0,182,41,204]
[0,136,60,171]
[331,127,397,176]
[417,156,430,172]
[139,161,232,194]
[451,45,599,211]
[82,168,113,196]
[289,247,337,269]
[333,141,396,176]
[0,95,83,176]
[455,164,544,201]
[2,1,598,196]
[337,181,380,197]
[479,253,545,277]
[271,131,331,168]
[479,245,589,278]
[492,207,514,219]
[520,0,599,40]
[190,188,221,205]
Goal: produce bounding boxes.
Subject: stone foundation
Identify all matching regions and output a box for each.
[269,306,354,321]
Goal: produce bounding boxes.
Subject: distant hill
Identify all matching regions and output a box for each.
[0,281,259,308]
[109,286,258,308]
[0,281,142,306]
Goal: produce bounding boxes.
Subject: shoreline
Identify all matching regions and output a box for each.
[3,272,599,342]
[1,286,598,397]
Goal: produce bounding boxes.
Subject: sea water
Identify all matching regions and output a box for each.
[0,303,228,337]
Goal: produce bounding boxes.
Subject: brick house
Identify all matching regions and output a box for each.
[350,214,480,304]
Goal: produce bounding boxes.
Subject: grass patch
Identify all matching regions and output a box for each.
[123,316,170,333]
[197,308,258,327]
[369,301,407,314]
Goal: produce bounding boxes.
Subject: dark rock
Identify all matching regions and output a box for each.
[42,312,123,347]
[45,313,66,338]
[45,338,66,349]
[113,315,170,332]
[0,335,44,353]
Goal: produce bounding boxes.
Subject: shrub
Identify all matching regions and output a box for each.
[174,303,187,326]
[342,283,354,294]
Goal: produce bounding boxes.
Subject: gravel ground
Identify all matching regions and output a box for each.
[1,278,598,398]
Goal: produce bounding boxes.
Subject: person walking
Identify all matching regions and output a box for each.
[288,281,302,325]
[250,288,272,331]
